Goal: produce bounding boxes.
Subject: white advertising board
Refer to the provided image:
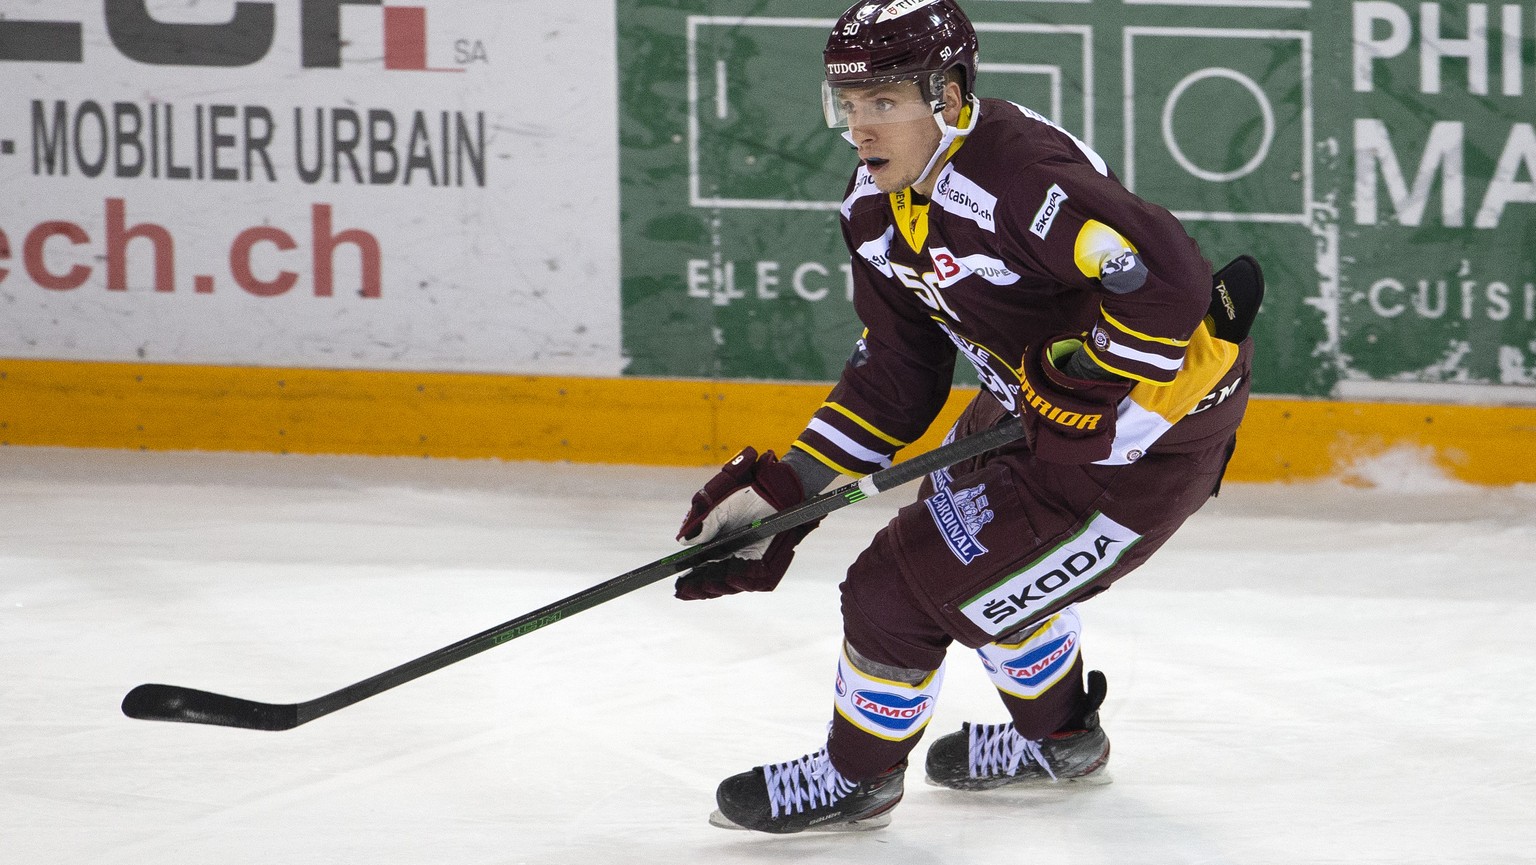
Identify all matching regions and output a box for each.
[0,0,624,375]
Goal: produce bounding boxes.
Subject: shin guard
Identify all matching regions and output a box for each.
[828,647,944,780]
[976,607,1084,739]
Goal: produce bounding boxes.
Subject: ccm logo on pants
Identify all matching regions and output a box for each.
[960,512,1141,637]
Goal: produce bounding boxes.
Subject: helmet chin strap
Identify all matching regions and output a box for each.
[838,94,981,189]
[913,93,980,190]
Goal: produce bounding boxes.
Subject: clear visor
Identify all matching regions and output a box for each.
[821,78,940,128]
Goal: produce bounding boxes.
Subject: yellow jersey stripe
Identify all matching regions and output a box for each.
[822,401,908,447]
[1100,308,1191,348]
[790,440,864,477]
[1082,344,1175,386]
[1127,324,1241,418]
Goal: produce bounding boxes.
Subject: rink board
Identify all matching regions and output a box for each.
[3,357,1533,485]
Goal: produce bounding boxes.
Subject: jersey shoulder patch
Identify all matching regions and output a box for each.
[1074,220,1148,294]
[1029,183,1069,239]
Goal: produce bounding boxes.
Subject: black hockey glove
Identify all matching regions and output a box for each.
[674,447,820,600]
[1018,335,1133,464]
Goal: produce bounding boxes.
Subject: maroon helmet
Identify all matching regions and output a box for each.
[821,0,979,126]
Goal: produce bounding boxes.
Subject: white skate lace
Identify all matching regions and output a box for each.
[763,747,859,818]
[968,723,1058,781]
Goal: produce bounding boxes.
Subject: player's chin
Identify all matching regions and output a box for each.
[867,165,910,193]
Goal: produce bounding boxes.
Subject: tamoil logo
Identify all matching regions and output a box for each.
[0,1,473,72]
[850,691,933,732]
[1000,632,1077,687]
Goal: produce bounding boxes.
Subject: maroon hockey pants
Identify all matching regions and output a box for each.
[828,392,1240,781]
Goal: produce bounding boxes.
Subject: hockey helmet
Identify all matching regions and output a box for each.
[821,0,979,128]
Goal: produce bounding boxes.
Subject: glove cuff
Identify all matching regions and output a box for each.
[748,451,806,511]
[1039,336,1132,401]
[1019,335,1133,464]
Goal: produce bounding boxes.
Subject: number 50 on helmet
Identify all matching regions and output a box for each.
[821,0,979,128]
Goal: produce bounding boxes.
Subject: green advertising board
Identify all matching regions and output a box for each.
[619,0,1536,398]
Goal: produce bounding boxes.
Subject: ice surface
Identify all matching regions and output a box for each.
[2,446,1533,864]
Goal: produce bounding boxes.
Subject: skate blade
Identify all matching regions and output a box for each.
[707,809,893,833]
[707,810,746,830]
[924,770,1113,790]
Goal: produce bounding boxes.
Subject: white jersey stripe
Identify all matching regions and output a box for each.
[807,417,894,469]
[1103,339,1184,371]
[1007,101,1109,177]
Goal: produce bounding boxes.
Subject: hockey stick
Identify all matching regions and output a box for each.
[121,256,1258,733]
[121,415,1026,731]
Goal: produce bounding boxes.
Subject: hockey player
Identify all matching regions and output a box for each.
[674,0,1255,833]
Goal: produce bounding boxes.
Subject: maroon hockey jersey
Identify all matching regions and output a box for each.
[793,98,1243,476]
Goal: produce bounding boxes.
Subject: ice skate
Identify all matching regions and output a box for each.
[924,714,1110,791]
[708,746,905,833]
[925,670,1111,791]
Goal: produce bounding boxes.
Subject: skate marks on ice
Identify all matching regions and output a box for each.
[1,448,1533,864]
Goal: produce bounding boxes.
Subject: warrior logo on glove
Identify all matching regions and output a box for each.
[1016,336,1132,464]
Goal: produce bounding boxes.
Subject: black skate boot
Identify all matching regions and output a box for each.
[708,746,905,833]
[925,670,1111,791]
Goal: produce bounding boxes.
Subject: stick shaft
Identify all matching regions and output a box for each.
[305,415,1021,722]
[124,416,1024,729]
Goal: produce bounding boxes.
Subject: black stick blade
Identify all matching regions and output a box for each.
[122,684,300,731]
